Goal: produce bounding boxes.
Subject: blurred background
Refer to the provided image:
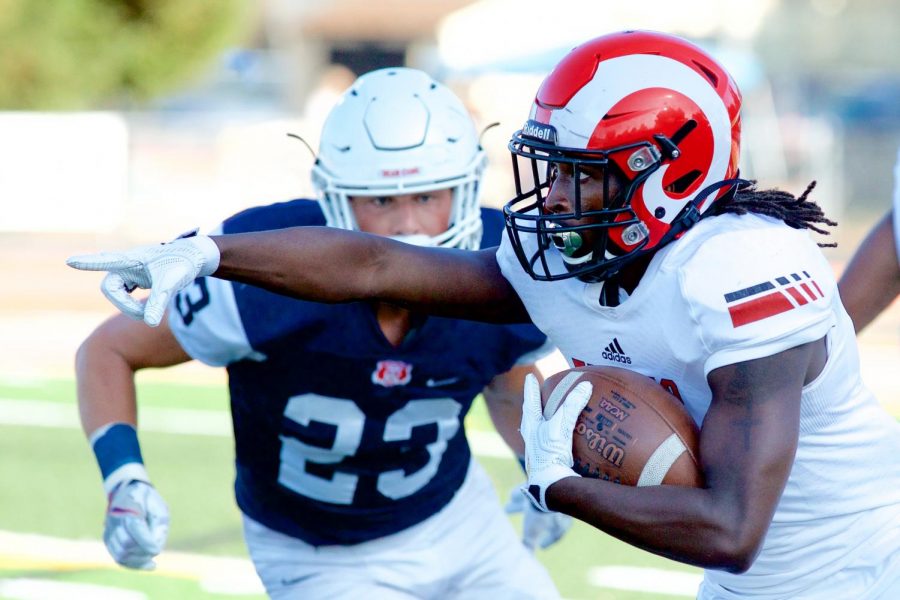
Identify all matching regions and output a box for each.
[2,1,900,598]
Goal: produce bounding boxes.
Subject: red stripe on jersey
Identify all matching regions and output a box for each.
[572,358,586,367]
[799,282,817,300]
[811,280,824,297]
[728,291,795,327]
[785,286,808,306]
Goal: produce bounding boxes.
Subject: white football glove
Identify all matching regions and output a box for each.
[519,373,592,512]
[104,480,170,570]
[505,486,573,550]
[66,231,220,327]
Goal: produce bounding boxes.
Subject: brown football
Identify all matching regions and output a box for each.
[541,365,703,487]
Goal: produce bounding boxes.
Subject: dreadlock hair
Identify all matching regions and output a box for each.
[712,180,837,247]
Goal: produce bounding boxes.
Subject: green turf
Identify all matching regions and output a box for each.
[0,567,267,600]
[0,377,78,403]
[0,379,701,599]
[0,376,230,411]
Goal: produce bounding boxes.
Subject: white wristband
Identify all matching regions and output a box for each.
[103,463,151,496]
[193,235,221,277]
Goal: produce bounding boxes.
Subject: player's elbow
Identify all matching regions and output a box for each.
[75,330,105,378]
[75,322,125,377]
[706,525,765,573]
[715,549,758,574]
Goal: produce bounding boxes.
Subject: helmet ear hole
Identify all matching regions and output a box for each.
[667,170,703,194]
[671,119,698,145]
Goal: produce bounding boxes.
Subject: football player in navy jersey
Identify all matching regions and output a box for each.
[75,68,566,599]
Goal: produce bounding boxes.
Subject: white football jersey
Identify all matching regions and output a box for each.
[498,212,900,599]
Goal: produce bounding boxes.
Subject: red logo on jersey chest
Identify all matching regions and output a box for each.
[372,360,413,387]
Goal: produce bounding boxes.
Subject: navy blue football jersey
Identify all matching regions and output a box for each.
[168,199,549,545]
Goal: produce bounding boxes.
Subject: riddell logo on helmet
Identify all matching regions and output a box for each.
[381,167,420,177]
[522,120,557,143]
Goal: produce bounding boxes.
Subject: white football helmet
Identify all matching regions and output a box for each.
[311,67,487,249]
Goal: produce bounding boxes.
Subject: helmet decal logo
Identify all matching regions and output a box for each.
[522,120,558,144]
[548,54,732,223]
[381,167,421,178]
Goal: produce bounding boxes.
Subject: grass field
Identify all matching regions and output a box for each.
[0,375,704,600]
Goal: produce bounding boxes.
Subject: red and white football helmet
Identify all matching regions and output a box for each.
[504,30,743,281]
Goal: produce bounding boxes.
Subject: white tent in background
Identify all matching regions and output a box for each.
[436,0,775,74]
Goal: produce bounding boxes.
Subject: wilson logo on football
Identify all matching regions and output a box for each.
[724,271,824,328]
[573,422,626,468]
[371,360,413,387]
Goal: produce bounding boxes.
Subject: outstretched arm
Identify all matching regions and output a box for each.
[213,228,526,322]
[838,209,900,332]
[68,227,529,326]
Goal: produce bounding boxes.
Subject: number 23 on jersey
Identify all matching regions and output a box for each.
[277,393,462,504]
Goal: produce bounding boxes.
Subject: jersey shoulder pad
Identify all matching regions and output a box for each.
[169,276,262,366]
[223,198,325,234]
[479,207,506,248]
[673,215,836,375]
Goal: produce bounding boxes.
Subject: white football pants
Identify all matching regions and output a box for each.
[243,459,560,600]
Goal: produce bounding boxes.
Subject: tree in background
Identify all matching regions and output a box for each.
[0,0,258,109]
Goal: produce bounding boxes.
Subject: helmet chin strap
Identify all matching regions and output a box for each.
[591,177,751,302]
[658,176,750,248]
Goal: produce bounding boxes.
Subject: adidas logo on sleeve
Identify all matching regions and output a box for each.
[601,338,632,364]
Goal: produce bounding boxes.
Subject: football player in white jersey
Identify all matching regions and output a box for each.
[75,68,567,599]
[838,146,900,331]
[70,32,900,598]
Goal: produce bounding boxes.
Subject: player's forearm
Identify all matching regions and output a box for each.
[839,266,900,333]
[554,350,806,572]
[839,210,900,332]
[546,477,759,572]
[212,227,381,303]
[75,333,139,436]
[75,313,190,435]
[212,227,529,322]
